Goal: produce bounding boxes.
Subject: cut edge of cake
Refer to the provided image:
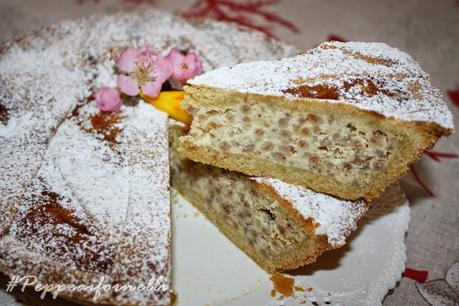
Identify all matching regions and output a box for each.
[179,41,453,201]
[170,122,369,273]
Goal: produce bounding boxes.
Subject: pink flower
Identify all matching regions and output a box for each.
[166,48,203,82]
[116,45,172,98]
[116,47,138,73]
[94,87,122,112]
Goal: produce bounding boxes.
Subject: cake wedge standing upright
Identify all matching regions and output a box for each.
[179,41,454,201]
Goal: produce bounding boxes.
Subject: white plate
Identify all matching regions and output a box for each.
[172,188,410,306]
[0,188,409,306]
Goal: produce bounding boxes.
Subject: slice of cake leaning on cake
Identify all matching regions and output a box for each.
[179,41,454,201]
[171,122,405,273]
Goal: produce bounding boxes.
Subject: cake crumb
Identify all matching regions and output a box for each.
[170,291,178,306]
[295,286,305,292]
[270,273,295,297]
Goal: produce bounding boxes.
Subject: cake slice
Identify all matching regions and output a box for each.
[171,123,370,273]
[179,41,454,201]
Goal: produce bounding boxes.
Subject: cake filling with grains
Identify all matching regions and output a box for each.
[0,9,296,306]
[170,122,371,273]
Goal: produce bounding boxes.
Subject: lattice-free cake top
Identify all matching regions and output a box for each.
[0,9,296,306]
[254,178,406,248]
[189,41,454,130]
[254,177,368,247]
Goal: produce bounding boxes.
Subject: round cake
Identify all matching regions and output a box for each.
[0,9,295,306]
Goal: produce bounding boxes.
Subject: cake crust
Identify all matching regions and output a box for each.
[187,41,454,131]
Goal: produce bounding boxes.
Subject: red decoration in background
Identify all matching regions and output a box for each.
[410,165,434,197]
[447,85,459,108]
[425,150,458,162]
[402,268,428,283]
[411,151,457,195]
[326,34,348,42]
[181,0,300,39]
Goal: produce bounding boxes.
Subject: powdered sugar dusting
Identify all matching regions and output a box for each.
[1,99,171,305]
[254,177,368,247]
[189,41,454,130]
[0,9,295,306]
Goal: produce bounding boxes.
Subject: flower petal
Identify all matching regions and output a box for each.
[117,75,139,96]
[117,47,139,73]
[189,51,203,76]
[141,80,162,98]
[165,47,183,64]
[166,48,203,82]
[94,87,122,112]
[166,48,184,79]
[136,45,160,69]
[154,55,173,83]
